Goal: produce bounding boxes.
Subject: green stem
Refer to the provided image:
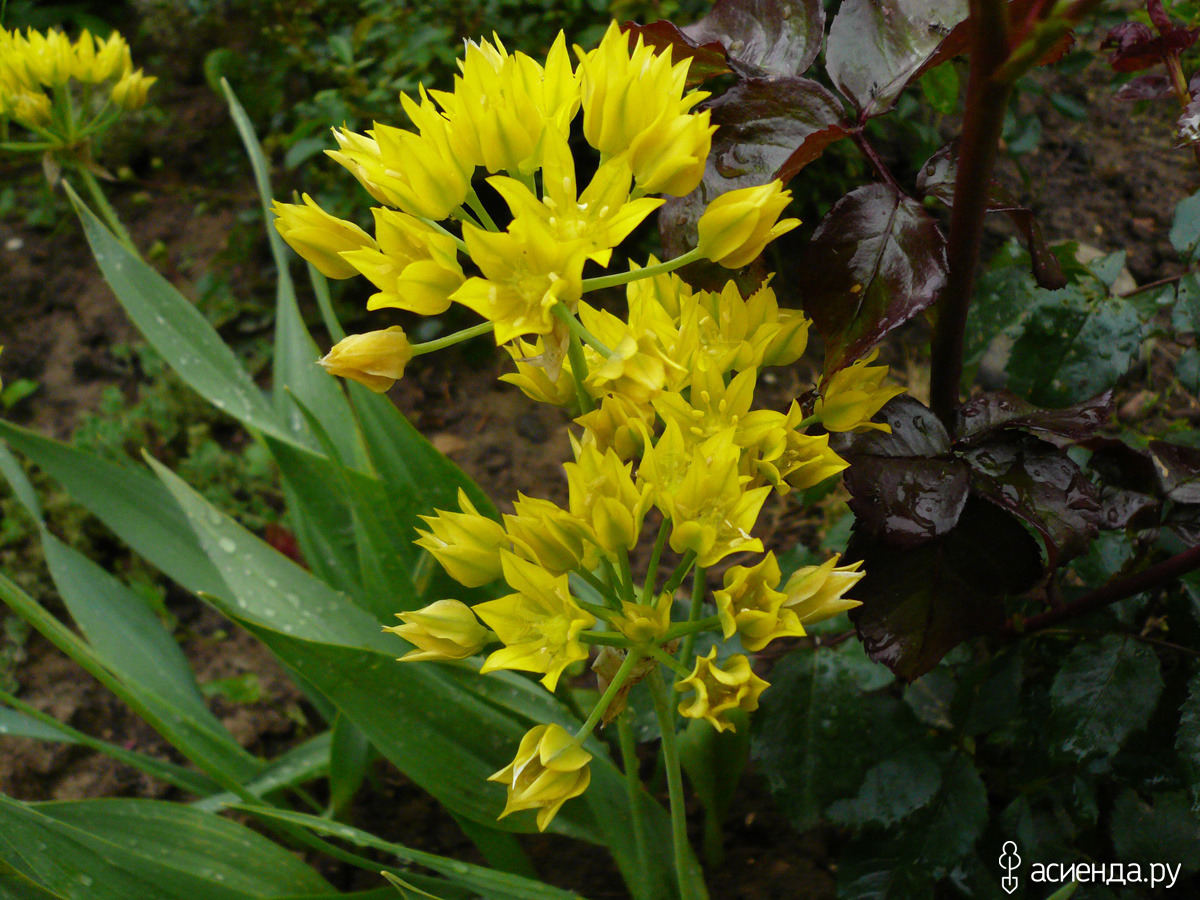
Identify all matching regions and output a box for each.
[617,546,636,604]
[640,520,671,605]
[417,215,469,253]
[580,631,630,647]
[582,246,703,293]
[410,321,494,355]
[553,302,611,355]
[560,313,596,415]
[660,615,722,645]
[577,598,620,623]
[649,668,698,900]
[465,189,501,232]
[75,167,136,253]
[575,649,644,742]
[662,550,698,599]
[643,642,691,678]
[617,714,649,883]
[677,566,708,669]
[575,566,614,604]
[599,557,624,609]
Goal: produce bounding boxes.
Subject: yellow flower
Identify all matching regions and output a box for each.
[504,495,594,576]
[340,208,463,315]
[272,194,377,280]
[474,552,596,691]
[109,68,155,109]
[740,403,849,492]
[653,364,756,447]
[576,22,712,196]
[813,350,905,432]
[713,553,805,652]
[612,592,673,643]
[564,439,652,555]
[696,182,800,268]
[500,336,576,406]
[584,332,676,406]
[676,648,768,732]
[781,556,864,625]
[574,393,653,461]
[415,489,507,588]
[385,599,491,662]
[318,327,412,393]
[21,28,74,87]
[452,219,587,344]
[488,723,591,831]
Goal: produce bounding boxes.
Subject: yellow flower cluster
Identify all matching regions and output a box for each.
[0,27,154,139]
[281,23,904,831]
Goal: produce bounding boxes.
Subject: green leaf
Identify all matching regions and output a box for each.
[232,805,582,900]
[1110,789,1200,870]
[192,730,331,813]
[827,750,942,828]
[328,713,372,816]
[37,798,333,895]
[1048,635,1163,763]
[1178,671,1200,813]
[906,754,988,874]
[64,183,285,441]
[1170,188,1200,259]
[221,79,360,464]
[0,796,330,899]
[753,645,919,831]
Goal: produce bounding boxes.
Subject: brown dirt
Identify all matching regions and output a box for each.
[0,26,1196,900]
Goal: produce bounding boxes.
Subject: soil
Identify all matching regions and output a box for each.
[0,21,1197,900]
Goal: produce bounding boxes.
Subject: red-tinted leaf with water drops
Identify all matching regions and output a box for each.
[963,433,1102,568]
[825,0,968,120]
[1149,441,1200,504]
[682,0,826,78]
[917,143,1065,289]
[622,21,732,86]
[1115,73,1174,101]
[954,390,1113,445]
[1101,21,1198,73]
[801,183,947,374]
[847,498,1042,681]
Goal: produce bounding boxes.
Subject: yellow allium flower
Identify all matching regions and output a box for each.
[488,723,591,831]
[585,332,676,407]
[713,552,805,652]
[475,552,596,691]
[575,393,653,461]
[613,591,674,643]
[577,22,712,196]
[675,648,768,732]
[564,439,652,555]
[501,336,576,406]
[415,489,507,588]
[452,220,587,344]
[504,495,594,576]
[813,350,905,432]
[781,556,864,625]
[385,599,491,662]
[341,208,463,315]
[109,68,155,109]
[740,403,849,492]
[21,28,74,87]
[696,182,800,268]
[653,364,756,447]
[318,327,412,393]
[272,194,377,280]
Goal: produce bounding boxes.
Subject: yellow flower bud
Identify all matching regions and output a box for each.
[676,648,768,733]
[109,68,155,109]
[4,90,51,129]
[384,599,491,662]
[575,394,653,461]
[341,208,463,315]
[500,337,576,406]
[415,489,507,588]
[23,29,74,87]
[713,552,804,652]
[91,31,133,83]
[813,350,905,432]
[504,495,594,576]
[564,439,652,555]
[584,333,676,407]
[318,327,412,393]
[488,723,591,831]
[272,194,377,280]
[696,181,800,269]
[781,556,864,625]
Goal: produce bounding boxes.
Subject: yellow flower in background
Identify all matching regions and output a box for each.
[385,599,491,662]
[813,350,905,432]
[489,723,591,831]
[696,182,800,268]
[676,648,768,732]
[272,194,377,280]
[341,208,463,315]
[109,68,156,109]
[318,327,413,393]
[713,553,805,652]
[475,552,596,691]
[585,332,676,406]
[781,556,864,625]
[415,490,508,588]
[453,220,587,343]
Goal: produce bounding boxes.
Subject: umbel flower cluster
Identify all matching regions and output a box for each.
[0,27,154,148]
[275,23,902,831]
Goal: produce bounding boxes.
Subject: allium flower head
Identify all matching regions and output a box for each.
[343,208,463,315]
[489,723,591,831]
[713,552,805,651]
[814,350,904,432]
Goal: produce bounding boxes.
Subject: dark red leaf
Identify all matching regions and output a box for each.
[774,122,853,182]
[963,433,1102,568]
[1115,73,1174,101]
[847,498,1042,681]
[920,0,1075,77]
[801,183,948,374]
[954,390,1113,445]
[825,0,969,120]
[1164,503,1200,544]
[623,21,732,86]
[1148,0,1174,35]
[681,0,826,77]
[1149,441,1200,504]
[1098,487,1161,531]
[1101,21,1198,73]
[1084,438,1161,495]
[917,142,1066,289]
[835,396,951,458]
[707,77,850,182]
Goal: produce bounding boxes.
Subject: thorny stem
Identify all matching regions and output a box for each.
[1119,268,1195,299]
[1003,543,1200,636]
[929,0,1013,427]
[649,667,698,900]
